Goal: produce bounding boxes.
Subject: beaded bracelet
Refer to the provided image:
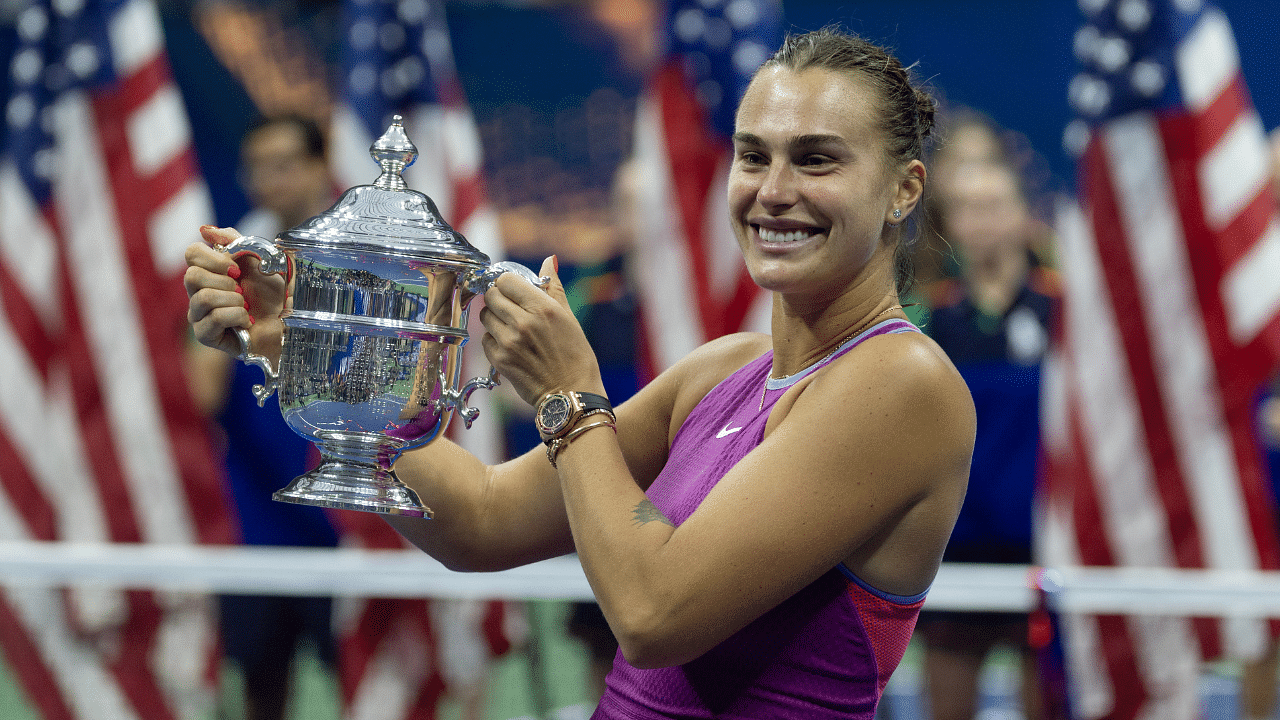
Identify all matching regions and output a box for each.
[579,407,617,425]
[546,417,617,468]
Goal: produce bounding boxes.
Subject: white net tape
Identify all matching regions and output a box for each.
[3,541,1280,616]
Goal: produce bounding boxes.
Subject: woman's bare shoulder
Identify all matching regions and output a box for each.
[666,332,771,399]
[813,330,976,451]
[633,331,772,444]
[679,331,772,377]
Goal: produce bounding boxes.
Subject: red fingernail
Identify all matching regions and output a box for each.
[552,254,559,273]
[243,300,250,310]
[249,316,255,325]
[228,265,241,280]
[234,285,244,295]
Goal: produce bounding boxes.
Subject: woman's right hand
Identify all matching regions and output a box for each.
[183,225,287,360]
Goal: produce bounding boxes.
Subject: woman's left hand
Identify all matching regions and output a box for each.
[479,256,606,407]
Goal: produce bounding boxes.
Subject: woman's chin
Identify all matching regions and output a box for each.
[748,269,804,295]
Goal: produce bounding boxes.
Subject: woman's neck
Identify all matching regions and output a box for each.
[768,279,901,379]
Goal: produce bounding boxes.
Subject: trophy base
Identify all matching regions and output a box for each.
[273,460,434,518]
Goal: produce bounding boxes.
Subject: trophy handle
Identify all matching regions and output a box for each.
[454,261,551,427]
[233,328,280,407]
[455,366,501,429]
[464,260,550,295]
[220,235,288,407]
[221,235,291,277]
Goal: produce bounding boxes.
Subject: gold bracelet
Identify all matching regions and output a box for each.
[546,418,616,468]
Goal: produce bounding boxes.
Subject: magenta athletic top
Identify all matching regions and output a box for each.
[592,318,926,720]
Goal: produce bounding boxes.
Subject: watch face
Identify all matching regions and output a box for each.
[538,395,572,435]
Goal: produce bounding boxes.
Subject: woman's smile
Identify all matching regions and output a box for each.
[755,225,822,246]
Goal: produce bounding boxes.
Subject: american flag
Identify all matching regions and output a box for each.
[627,0,782,378]
[0,0,233,718]
[1039,1,1280,718]
[326,2,520,718]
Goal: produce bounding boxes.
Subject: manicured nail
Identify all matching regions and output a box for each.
[228,265,242,280]
[234,285,244,295]
[552,254,559,273]
[243,300,250,310]
[248,316,256,325]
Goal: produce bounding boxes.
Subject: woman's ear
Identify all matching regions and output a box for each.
[890,159,926,223]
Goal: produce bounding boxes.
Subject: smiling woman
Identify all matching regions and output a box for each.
[184,25,974,720]
[729,29,935,309]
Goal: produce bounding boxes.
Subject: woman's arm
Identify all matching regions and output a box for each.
[384,258,766,573]
[385,326,764,572]
[553,334,972,668]
[479,269,974,669]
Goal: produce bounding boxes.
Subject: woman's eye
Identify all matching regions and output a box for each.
[738,151,766,165]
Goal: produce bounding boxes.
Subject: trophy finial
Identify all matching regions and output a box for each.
[371,115,417,190]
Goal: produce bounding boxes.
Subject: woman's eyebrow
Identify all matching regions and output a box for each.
[730,132,847,150]
[790,134,846,150]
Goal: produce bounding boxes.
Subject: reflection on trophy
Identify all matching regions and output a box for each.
[224,116,546,518]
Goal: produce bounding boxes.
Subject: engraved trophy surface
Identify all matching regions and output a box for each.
[224,116,545,518]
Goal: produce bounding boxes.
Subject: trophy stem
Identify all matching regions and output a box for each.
[272,432,433,518]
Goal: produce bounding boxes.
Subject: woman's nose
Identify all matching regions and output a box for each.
[756,164,797,208]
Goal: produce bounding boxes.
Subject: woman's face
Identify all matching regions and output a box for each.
[728,66,920,298]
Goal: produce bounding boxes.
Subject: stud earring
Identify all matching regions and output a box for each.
[892,208,902,219]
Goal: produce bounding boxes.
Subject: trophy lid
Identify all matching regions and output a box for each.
[276,116,490,267]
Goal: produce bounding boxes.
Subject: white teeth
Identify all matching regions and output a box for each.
[758,227,814,243]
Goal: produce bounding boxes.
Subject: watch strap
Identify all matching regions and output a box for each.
[574,392,612,415]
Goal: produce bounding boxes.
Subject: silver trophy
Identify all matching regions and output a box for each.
[223,116,546,518]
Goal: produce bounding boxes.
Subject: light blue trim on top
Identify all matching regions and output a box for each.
[765,318,920,391]
[837,564,928,605]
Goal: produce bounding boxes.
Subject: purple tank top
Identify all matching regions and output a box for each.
[592,318,926,720]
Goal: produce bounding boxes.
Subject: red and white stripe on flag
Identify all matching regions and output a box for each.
[629,68,771,378]
[628,0,780,379]
[0,0,233,718]
[1040,3,1280,718]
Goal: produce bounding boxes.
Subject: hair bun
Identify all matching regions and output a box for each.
[915,88,937,139]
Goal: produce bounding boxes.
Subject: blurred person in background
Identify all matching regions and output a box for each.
[232,114,338,244]
[916,110,1056,300]
[184,114,341,720]
[1239,126,1280,720]
[910,112,1004,296]
[914,115,1058,720]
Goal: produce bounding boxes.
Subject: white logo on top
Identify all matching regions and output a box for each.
[716,423,743,439]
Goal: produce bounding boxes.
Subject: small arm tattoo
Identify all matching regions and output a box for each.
[631,499,674,527]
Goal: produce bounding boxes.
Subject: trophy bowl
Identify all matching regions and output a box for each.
[223,116,545,518]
